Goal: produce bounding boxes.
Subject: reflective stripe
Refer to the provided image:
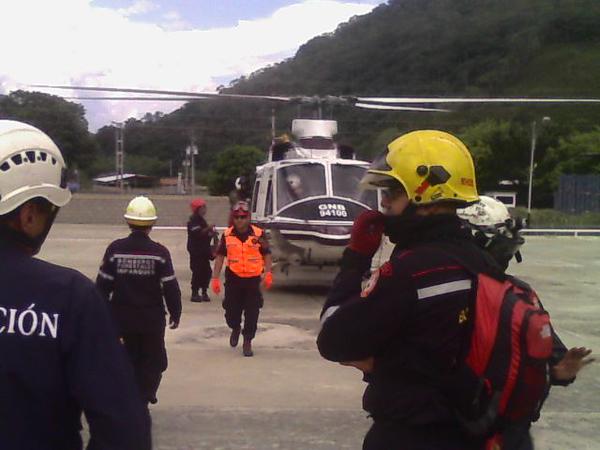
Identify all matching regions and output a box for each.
[98,270,114,281]
[417,279,472,300]
[320,305,340,325]
[110,254,166,263]
[161,275,176,283]
[190,226,201,231]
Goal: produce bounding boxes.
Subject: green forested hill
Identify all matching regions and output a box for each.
[229,0,600,97]
[4,0,600,206]
[217,0,600,206]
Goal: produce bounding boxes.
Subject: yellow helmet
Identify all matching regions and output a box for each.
[361,130,479,205]
[124,196,157,226]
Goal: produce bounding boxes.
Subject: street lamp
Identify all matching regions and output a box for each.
[527,116,551,220]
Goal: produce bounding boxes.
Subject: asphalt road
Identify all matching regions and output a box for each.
[38,225,600,450]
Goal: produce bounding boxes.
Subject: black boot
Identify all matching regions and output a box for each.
[229,327,241,347]
[242,337,253,357]
[201,290,211,302]
[190,291,202,303]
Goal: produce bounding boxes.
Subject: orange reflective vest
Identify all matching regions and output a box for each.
[224,225,265,278]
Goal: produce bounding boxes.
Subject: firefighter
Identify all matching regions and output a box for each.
[211,201,272,357]
[96,195,182,406]
[0,120,150,449]
[316,130,592,450]
[187,197,216,302]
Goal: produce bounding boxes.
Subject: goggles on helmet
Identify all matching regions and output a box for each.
[232,201,249,212]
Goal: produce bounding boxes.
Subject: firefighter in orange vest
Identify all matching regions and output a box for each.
[211,201,273,357]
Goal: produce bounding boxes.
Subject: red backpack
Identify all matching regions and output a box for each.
[452,270,554,449]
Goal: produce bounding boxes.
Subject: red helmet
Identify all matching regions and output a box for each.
[190,197,206,213]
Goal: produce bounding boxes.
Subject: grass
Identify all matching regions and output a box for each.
[512,208,600,228]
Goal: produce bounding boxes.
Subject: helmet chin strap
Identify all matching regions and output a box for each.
[0,207,58,255]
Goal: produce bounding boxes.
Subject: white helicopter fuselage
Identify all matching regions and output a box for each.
[250,119,379,268]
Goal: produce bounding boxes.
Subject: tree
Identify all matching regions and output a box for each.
[540,127,600,191]
[207,146,265,195]
[0,91,98,172]
[459,120,530,194]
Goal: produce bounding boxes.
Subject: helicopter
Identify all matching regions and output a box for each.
[246,118,378,270]
[32,84,600,271]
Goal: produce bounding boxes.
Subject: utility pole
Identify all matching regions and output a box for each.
[187,131,199,197]
[527,120,537,216]
[527,116,551,224]
[182,156,189,193]
[271,107,276,139]
[112,122,125,193]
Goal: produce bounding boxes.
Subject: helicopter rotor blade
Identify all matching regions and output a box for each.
[31,84,292,102]
[355,96,600,105]
[64,96,210,101]
[34,85,600,108]
[354,103,451,112]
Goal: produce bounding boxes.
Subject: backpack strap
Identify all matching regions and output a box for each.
[410,239,508,282]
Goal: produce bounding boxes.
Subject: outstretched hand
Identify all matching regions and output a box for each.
[552,347,594,381]
[348,210,385,257]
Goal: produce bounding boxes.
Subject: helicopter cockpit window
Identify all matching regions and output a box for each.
[265,179,273,216]
[332,165,378,209]
[251,180,260,213]
[277,163,326,209]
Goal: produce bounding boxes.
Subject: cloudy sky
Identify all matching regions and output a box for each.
[0,0,383,130]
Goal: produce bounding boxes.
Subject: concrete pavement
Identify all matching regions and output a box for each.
[38,225,600,449]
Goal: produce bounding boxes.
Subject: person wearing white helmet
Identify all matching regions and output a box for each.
[457,195,525,270]
[96,196,182,408]
[0,120,151,449]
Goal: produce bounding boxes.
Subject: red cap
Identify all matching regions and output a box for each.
[232,201,250,216]
[190,198,206,212]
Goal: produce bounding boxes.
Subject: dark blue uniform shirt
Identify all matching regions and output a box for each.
[0,238,150,450]
[96,231,182,333]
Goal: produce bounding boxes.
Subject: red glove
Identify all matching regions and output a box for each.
[211,277,221,294]
[348,210,385,256]
[263,272,273,290]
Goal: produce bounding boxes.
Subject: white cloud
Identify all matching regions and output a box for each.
[117,0,159,17]
[161,10,191,31]
[0,0,378,130]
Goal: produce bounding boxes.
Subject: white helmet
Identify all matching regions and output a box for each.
[0,120,71,215]
[286,174,302,191]
[457,195,511,232]
[458,195,525,269]
[124,196,157,226]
